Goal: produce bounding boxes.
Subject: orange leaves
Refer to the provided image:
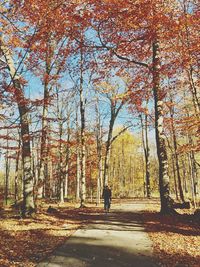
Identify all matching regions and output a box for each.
[143,206,200,267]
[0,205,80,267]
[8,36,22,48]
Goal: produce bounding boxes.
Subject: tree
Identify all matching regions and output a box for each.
[0,35,35,216]
[96,80,129,186]
[88,0,196,213]
[140,109,151,198]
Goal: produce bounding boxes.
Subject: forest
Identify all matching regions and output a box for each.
[0,0,199,214]
[0,0,200,267]
[0,1,199,266]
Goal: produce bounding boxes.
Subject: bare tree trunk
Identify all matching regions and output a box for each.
[76,149,81,201]
[44,128,51,199]
[181,157,188,194]
[103,97,126,187]
[18,92,35,215]
[188,68,200,115]
[152,41,175,214]
[31,135,36,192]
[188,153,196,208]
[140,113,151,198]
[80,92,86,206]
[111,156,116,194]
[56,90,64,203]
[95,100,103,205]
[38,81,49,199]
[59,138,64,203]
[172,155,179,200]
[103,115,114,186]
[79,45,86,207]
[120,139,124,187]
[15,136,21,204]
[144,112,151,198]
[38,38,55,199]
[64,123,70,199]
[0,37,35,216]
[38,110,48,198]
[76,112,81,202]
[169,101,184,202]
[5,135,10,205]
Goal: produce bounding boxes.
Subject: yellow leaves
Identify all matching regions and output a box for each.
[96,81,118,94]
[8,36,22,48]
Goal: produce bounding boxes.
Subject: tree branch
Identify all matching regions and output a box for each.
[97,22,149,68]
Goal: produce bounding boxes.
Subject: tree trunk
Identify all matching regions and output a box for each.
[76,149,81,201]
[5,137,10,206]
[64,143,69,200]
[44,129,51,198]
[79,45,86,207]
[172,154,179,200]
[57,100,64,203]
[181,157,188,194]
[103,114,114,186]
[76,111,80,202]
[15,136,21,204]
[103,97,125,187]
[152,41,175,214]
[188,153,196,208]
[169,101,184,202]
[95,100,103,205]
[38,83,49,198]
[144,112,151,198]
[18,96,35,215]
[0,37,35,216]
[64,120,71,199]
[140,113,151,198]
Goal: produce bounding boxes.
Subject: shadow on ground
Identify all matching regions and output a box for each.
[37,202,200,267]
[50,204,200,236]
[39,236,157,267]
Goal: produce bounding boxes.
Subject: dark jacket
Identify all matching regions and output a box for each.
[102,187,112,200]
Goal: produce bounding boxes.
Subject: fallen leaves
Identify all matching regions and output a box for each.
[1,199,199,267]
[0,203,81,267]
[141,203,200,267]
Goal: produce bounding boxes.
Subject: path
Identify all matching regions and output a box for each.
[37,203,158,267]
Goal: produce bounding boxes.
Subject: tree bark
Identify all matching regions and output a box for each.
[169,100,184,202]
[152,41,175,214]
[103,116,114,186]
[5,134,10,206]
[15,135,21,204]
[0,37,35,216]
[79,45,86,207]
[38,84,49,198]
[172,154,179,200]
[140,113,151,198]
[95,100,103,205]
[76,148,81,201]
[103,99,124,186]
[64,122,71,199]
[56,88,65,203]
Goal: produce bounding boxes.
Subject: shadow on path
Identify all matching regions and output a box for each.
[37,204,159,267]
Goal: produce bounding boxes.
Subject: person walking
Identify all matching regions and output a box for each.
[102,185,112,212]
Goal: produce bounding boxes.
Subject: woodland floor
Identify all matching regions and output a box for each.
[0,199,199,267]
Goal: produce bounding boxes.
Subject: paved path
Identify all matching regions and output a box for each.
[37,203,158,267]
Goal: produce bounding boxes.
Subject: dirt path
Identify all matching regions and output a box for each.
[37,203,158,267]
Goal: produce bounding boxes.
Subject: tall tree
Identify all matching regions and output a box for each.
[0,35,35,216]
[96,81,128,186]
[140,110,151,198]
[89,0,190,213]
